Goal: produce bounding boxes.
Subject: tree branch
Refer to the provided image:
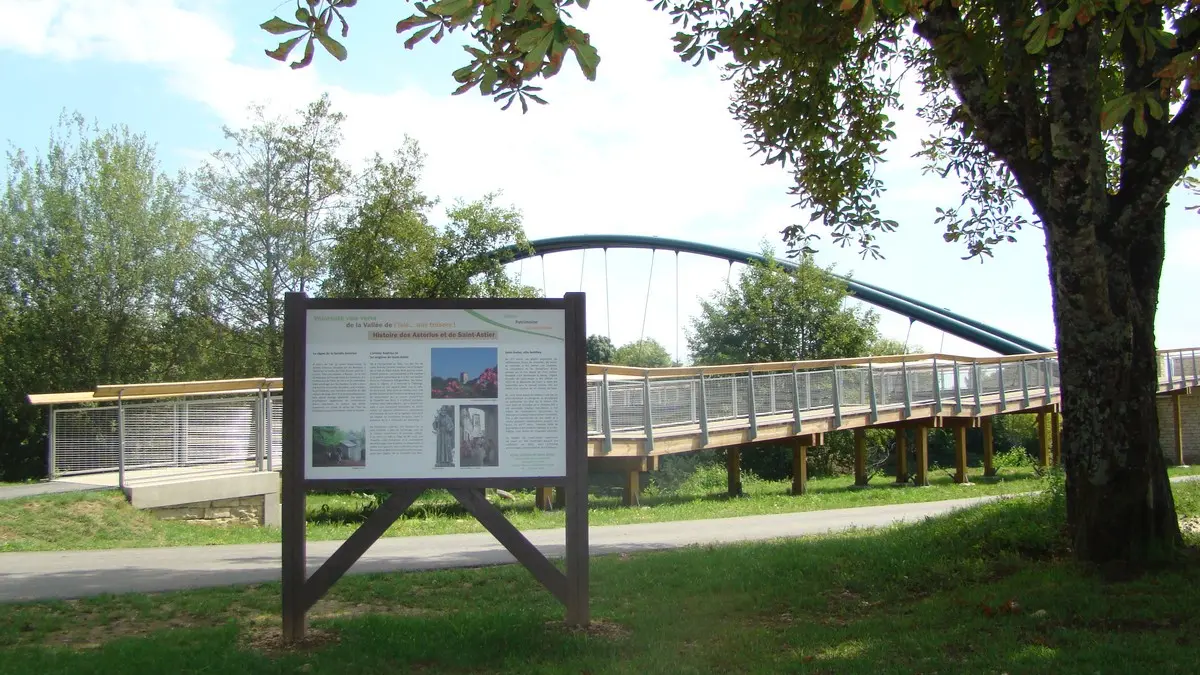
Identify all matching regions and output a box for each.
[1116,88,1200,219]
[913,2,1049,214]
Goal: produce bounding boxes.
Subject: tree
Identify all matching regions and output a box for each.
[867,337,923,356]
[195,97,349,375]
[587,334,617,364]
[260,0,1200,563]
[613,338,674,368]
[688,251,879,365]
[322,138,438,297]
[323,137,537,299]
[0,114,208,479]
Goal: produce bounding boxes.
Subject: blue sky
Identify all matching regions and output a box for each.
[3,0,1198,363]
[431,348,497,382]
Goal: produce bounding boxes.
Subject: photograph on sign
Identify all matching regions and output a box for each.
[303,308,566,480]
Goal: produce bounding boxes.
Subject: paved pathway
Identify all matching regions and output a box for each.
[0,495,1012,603]
[0,481,104,501]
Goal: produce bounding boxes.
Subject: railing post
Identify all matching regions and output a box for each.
[932,357,943,414]
[117,390,127,490]
[601,371,613,454]
[689,377,697,423]
[698,371,710,447]
[832,365,843,428]
[747,368,759,440]
[642,373,655,454]
[867,362,879,423]
[998,362,1007,412]
[953,359,963,413]
[972,362,982,415]
[1042,356,1053,404]
[1180,350,1187,389]
[769,372,777,413]
[1192,350,1198,387]
[47,404,56,480]
[182,400,190,466]
[791,366,803,434]
[901,359,912,418]
[1021,358,1031,406]
[265,390,275,472]
[805,371,812,409]
[255,386,265,472]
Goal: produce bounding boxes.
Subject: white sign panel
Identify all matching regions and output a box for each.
[304,308,566,480]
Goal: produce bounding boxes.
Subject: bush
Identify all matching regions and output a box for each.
[993,445,1035,469]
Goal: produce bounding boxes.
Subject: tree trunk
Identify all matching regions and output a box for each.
[1047,203,1182,563]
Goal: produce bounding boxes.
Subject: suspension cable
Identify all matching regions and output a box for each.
[640,249,656,340]
[578,249,586,292]
[604,248,611,340]
[727,260,733,286]
[540,255,547,298]
[675,251,680,365]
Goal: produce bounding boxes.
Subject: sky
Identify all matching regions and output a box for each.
[431,348,497,382]
[1,0,1198,365]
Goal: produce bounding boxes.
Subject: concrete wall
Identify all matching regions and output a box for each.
[1158,390,1200,464]
[152,495,265,525]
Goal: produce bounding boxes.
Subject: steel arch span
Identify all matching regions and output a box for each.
[491,234,1051,356]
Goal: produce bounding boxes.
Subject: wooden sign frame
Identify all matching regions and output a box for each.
[281,291,589,641]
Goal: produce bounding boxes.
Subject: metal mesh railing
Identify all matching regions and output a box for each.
[46,348,1198,477]
[51,395,276,477]
[583,353,1079,442]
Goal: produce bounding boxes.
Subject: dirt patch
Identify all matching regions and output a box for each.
[545,618,631,641]
[25,612,219,650]
[308,598,440,621]
[239,624,340,656]
[1179,517,1200,536]
[65,499,116,519]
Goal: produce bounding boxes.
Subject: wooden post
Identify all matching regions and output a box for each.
[1051,410,1061,466]
[1037,412,1049,468]
[535,487,554,511]
[281,293,307,642]
[982,417,995,477]
[854,428,868,486]
[894,428,908,484]
[564,291,590,627]
[792,439,808,496]
[727,447,742,497]
[1175,394,1186,466]
[953,426,969,484]
[623,469,640,507]
[914,426,929,487]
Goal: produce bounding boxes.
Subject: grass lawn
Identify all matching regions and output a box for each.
[3,465,1199,553]
[1,464,1056,552]
[1,483,1199,674]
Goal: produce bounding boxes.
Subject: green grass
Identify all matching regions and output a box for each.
[3,465,1198,552]
[2,483,1199,674]
[2,465,1051,552]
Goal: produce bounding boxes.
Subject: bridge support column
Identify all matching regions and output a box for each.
[727,448,743,497]
[894,429,908,484]
[792,439,808,496]
[982,418,996,478]
[854,429,868,487]
[953,426,969,484]
[1051,410,1061,466]
[535,487,555,511]
[1037,412,1049,468]
[1174,394,1187,466]
[554,486,566,509]
[623,470,640,507]
[914,426,929,487]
